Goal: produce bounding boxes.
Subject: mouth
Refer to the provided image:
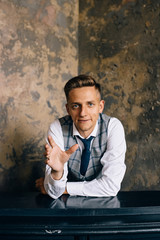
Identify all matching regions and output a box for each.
[78,119,91,123]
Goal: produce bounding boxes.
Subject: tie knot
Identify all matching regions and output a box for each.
[78,136,94,149]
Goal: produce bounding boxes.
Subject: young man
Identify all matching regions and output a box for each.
[37,75,126,199]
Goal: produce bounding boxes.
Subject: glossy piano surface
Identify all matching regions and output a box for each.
[1,191,160,240]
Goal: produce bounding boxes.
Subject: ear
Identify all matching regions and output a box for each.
[66,103,70,115]
[99,100,105,113]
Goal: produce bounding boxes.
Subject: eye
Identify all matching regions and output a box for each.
[72,104,79,109]
[88,102,94,107]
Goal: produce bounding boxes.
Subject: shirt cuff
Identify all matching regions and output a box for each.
[67,181,84,196]
[49,171,66,187]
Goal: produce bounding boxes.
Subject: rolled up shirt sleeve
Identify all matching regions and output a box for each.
[66,118,126,197]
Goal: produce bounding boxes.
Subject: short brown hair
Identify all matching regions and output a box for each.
[64,75,101,100]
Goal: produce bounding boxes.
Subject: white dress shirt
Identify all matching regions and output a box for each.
[44,117,126,199]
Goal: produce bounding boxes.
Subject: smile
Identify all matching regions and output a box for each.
[78,119,91,123]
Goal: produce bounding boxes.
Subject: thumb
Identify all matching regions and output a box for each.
[48,135,56,148]
[66,144,79,156]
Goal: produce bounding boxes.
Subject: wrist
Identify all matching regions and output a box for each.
[63,187,68,195]
[51,169,63,180]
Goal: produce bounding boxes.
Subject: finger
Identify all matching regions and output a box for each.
[36,183,47,195]
[43,151,47,156]
[44,145,52,157]
[35,177,44,185]
[45,143,51,151]
[44,149,48,157]
[36,181,40,186]
[66,144,79,156]
[48,136,56,148]
[45,151,51,158]
[41,187,47,195]
[35,178,41,184]
[45,159,50,165]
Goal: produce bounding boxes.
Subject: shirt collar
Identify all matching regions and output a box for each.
[73,120,98,139]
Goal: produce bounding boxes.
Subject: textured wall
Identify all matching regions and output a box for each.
[0,0,78,191]
[1,0,160,192]
[79,0,160,190]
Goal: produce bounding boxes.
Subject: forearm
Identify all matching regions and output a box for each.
[66,163,126,197]
[44,164,68,199]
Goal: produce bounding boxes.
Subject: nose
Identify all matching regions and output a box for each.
[79,105,87,116]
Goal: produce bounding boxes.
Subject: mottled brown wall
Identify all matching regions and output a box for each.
[0,0,78,191]
[1,0,160,193]
[79,0,160,190]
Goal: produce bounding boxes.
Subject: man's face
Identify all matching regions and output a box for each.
[66,86,104,138]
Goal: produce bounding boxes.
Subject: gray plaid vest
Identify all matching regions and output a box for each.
[59,113,110,181]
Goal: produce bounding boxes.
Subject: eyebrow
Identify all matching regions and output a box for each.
[70,102,81,105]
[70,100,96,104]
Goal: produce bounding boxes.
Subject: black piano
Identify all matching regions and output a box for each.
[1,191,160,239]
